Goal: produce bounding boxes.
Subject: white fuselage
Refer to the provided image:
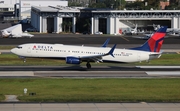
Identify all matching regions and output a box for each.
[11,43,160,63]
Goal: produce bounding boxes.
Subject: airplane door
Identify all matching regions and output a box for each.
[137,53,141,62]
[27,47,31,53]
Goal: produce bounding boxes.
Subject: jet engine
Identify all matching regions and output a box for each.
[66,57,81,64]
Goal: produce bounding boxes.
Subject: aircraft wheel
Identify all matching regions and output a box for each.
[86,62,91,69]
[23,58,26,63]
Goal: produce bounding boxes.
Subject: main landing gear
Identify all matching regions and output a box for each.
[23,58,26,63]
[19,56,26,62]
[86,62,91,69]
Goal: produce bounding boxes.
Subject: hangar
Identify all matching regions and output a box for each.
[31,6,124,34]
[31,5,180,34]
[31,5,79,33]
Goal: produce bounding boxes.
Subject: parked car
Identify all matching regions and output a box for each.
[95,31,103,35]
[25,27,37,32]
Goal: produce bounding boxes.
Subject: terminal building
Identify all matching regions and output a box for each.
[1,0,180,35]
[31,5,180,34]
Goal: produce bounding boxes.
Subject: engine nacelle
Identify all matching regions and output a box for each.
[66,57,81,64]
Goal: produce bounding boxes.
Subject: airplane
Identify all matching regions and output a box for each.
[168,32,180,37]
[166,28,180,35]
[1,24,34,38]
[153,24,180,34]
[1,30,34,38]
[153,24,160,31]
[132,33,154,40]
[11,26,167,69]
[130,24,138,35]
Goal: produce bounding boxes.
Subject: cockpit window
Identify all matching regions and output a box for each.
[17,46,22,49]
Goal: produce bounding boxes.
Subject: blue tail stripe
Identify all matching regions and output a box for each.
[130,42,151,52]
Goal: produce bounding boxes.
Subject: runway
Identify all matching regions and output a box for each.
[0,103,180,111]
[0,34,180,48]
[0,34,180,110]
[0,66,180,78]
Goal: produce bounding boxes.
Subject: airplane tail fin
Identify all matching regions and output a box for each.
[135,24,137,29]
[130,26,167,52]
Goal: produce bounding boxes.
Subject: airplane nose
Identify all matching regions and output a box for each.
[10,48,16,54]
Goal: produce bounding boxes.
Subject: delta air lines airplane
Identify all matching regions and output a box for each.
[11,26,167,69]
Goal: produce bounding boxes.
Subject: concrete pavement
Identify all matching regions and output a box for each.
[0,103,180,111]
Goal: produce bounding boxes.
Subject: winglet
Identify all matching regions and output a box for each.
[102,38,110,47]
[108,44,116,57]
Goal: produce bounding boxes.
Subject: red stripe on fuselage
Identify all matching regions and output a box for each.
[148,32,165,52]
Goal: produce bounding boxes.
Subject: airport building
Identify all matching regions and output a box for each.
[31,5,180,34]
[0,0,68,20]
[16,0,68,19]
[0,0,18,20]
[1,0,180,35]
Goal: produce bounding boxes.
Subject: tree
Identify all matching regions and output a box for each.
[88,0,126,9]
[68,2,83,7]
[114,0,126,10]
[61,21,67,32]
[104,0,116,9]
[67,21,72,32]
[83,19,91,33]
[125,1,145,10]
[144,0,161,10]
[165,1,180,10]
[89,2,106,8]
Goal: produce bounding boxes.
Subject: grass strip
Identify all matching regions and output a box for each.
[0,54,180,65]
[0,78,180,102]
[0,46,15,50]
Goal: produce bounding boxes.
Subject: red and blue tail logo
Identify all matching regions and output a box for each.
[131,26,167,52]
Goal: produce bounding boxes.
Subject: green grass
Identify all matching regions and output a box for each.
[134,54,180,65]
[0,53,180,66]
[0,54,66,66]
[0,46,15,50]
[0,78,180,102]
[0,54,180,102]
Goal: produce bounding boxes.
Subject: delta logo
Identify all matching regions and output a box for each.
[33,45,53,49]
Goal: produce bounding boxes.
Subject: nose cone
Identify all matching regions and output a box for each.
[11,48,16,54]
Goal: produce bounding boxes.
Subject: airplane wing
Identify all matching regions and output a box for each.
[80,54,104,63]
[101,38,110,47]
[81,44,116,63]
[68,44,116,63]
[10,34,22,38]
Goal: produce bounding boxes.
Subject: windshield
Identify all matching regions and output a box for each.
[17,46,22,49]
